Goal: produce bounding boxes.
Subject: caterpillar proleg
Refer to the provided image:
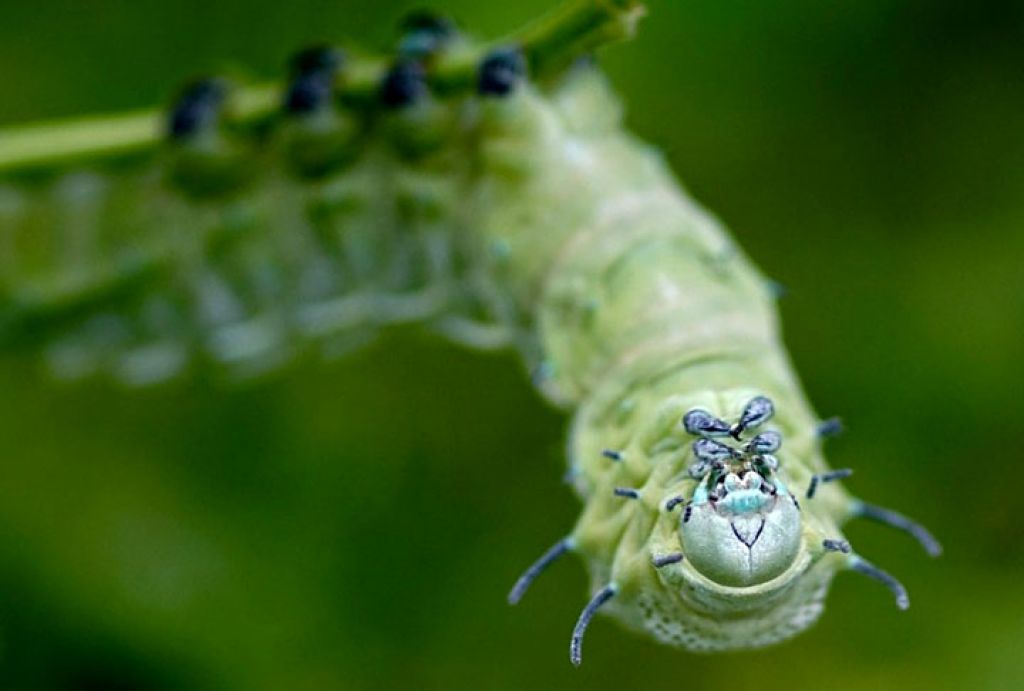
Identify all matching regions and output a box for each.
[0,0,939,664]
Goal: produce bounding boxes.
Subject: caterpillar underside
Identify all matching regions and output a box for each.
[0,0,940,664]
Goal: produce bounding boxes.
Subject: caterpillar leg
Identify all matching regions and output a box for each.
[850,500,943,557]
[507,536,574,605]
[805,468,853,499]
[570,584,617,667]
[804,471,941,557]
[845,553,910,610]
[371,286,450,325]
[430,315,513,351]
[508,537,621,665]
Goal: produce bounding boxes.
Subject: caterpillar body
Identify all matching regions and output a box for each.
[0,0,939,664]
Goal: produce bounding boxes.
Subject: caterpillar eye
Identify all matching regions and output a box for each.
[680,484,801,587]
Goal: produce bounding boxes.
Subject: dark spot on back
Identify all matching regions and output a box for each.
[290,44,343,74]
[284,45,344,114]
[397,10,457,59]
[478,47,527,97]
[168,79,226,139]
[379,61,427,109]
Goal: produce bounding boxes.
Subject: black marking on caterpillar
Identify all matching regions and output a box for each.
[284,45,344,114]
[0,0,939,665]
[664,495,686,512]
[379,60,429,109]
[168,78,228,139]
[397,10,459,61]
[478,47,527,97]
[822,539,851,554]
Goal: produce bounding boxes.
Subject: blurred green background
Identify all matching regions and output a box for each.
[1,0,1022,689]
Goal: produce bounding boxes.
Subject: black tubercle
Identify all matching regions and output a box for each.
[816,417,844,438]
[168,79,227,139]
[693,438,739,465]
[284,45,344,114]
[732,396,774,439]
[822,539,851,554]
[478,47,527,97]
[291,44,342,74]
[683,397,783,483]
[745,430,781,455]
[379,61,428,109]
[682,409,732,437]
[398,10,458,59]
[664,495,687,512]
[652,553,684,568]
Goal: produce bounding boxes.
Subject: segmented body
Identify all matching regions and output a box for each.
[484,74,858,650]
[0,0,938,663]
[0,75,477,383]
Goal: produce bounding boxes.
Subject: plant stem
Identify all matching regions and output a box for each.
[0,0,644,176]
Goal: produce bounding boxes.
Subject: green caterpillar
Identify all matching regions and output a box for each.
[0,0,939,664]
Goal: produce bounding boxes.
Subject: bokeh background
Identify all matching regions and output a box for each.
[1,0,1022,689]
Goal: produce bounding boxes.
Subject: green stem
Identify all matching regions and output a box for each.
[0,0,644,176]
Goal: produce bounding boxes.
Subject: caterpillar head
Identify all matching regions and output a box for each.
[675,396,803,588]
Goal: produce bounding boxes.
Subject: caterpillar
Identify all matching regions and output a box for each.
[0,0,940,664]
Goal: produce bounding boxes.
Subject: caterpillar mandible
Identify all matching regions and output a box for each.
[0,0,940,664]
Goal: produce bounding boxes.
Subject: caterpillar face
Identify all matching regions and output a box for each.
[680,470,801,587]
[677,398,802,587]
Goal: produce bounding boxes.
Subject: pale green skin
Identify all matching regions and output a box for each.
[468,74,861,650]
[0,29,902,650]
